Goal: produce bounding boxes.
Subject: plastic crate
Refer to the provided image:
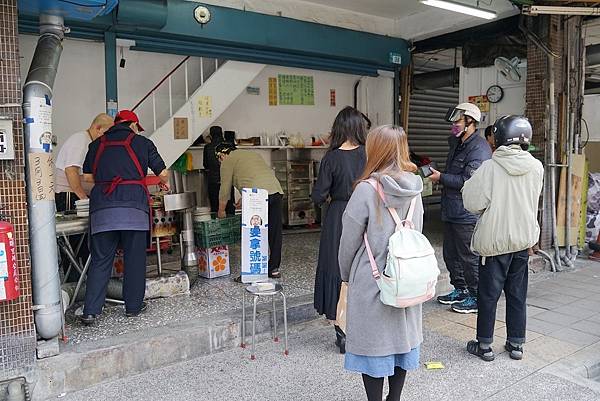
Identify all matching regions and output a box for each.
[194,215,242,248]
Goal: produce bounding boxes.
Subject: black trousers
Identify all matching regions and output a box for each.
[83,230,147,315]
[443,222,479,296]
[268,193,283,273]
[477,250,529,345]
[208,182,235,215]
[56,192,88,282]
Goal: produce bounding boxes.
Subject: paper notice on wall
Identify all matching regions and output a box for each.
[26,97,53,153]
[241,188,269,283]
[28,152,55,202]
[268,77,278,106]
[173,117,189,140]
[278,74,314,105]
[198,96,212,118]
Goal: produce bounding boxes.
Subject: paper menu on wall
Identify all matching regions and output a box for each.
[278,74,314,105]
[268,77,278,106]
[198,96,212,118]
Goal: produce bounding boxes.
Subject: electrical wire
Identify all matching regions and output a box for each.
[58,0,108,7]
[581,118,590,149]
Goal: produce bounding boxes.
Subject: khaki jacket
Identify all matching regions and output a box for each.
[462,145,544,257]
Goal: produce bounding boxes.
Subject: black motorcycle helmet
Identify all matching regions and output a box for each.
[493,115,532,150]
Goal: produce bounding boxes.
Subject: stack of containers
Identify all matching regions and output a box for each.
[192,207,242,278]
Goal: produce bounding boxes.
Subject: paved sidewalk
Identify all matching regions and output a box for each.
[56,261,600,401]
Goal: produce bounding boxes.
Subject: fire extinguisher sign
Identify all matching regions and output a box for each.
[0,243,8,279]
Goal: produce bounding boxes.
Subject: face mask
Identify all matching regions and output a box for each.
[451,123,464,137]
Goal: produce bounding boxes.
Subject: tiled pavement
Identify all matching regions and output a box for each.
[425,259,600,383]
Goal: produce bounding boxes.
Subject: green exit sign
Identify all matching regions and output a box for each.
[389,52,402,65]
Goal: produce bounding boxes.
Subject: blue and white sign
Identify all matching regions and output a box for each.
[241,188,269,283]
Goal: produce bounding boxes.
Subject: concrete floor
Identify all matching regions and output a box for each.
[50,207,600,401]
[64,205,449,345]
[58,270,600,401]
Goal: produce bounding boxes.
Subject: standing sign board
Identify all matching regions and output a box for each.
[241,188,269,283]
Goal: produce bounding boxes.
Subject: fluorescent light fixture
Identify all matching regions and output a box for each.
[420,0,497,20]
[523,5,600,16]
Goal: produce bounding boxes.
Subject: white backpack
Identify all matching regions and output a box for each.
[363,179,440,308]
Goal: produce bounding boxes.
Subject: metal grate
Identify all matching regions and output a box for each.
[0,0,37,377]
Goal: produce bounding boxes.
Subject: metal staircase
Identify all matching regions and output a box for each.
[131,56,265,167]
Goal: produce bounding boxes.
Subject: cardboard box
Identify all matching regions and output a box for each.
[197,245,230,279]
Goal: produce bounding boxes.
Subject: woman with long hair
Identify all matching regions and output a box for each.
[338,125,424,401]
[311,106,367,353]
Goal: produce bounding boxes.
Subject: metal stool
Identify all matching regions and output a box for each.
[241,283,288,360]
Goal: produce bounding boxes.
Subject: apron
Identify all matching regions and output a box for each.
[91,132,153,235]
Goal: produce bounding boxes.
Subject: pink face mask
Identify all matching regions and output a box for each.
[451,123,464,137]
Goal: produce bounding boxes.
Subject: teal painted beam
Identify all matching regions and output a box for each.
[156,1,409,68]
[104,31,118,117]
[19,0,410,73]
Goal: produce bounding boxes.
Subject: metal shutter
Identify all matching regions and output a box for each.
[407,86,458,203]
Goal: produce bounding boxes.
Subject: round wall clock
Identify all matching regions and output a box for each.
[486,85,504,103]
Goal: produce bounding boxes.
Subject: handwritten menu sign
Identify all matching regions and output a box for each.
[278,74,314,106]
[28,152,55,202]
[268,77,278,106]
[198,96,213,118]
[174,117,189,140]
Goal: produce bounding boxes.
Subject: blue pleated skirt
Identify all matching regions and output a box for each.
[344,347,420,378]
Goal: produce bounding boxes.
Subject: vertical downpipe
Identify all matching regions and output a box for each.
[548,57,563,271]
[23,15,66,339]
[564,21,574,266]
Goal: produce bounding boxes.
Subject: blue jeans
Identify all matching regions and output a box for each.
[477,250,529,345]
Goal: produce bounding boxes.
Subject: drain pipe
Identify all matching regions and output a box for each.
[548,57,563,271]
[563,21,575,268]
[23,15,66,339]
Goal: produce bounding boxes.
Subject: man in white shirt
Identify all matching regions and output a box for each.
[55,113,113,211]
[55,113,113,282]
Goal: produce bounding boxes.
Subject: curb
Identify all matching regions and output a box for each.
[32,294,318,400]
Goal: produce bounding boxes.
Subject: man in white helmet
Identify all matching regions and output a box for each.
[430,102,492,314]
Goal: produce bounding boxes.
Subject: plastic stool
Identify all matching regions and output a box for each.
[241,283,288,360]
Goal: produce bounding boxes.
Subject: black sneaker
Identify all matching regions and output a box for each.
[452,296,478,314]
[437,289,469,305]
[125,302,147,318]
[80,314,97,326]
[505,342,524,360]
[467,340,495,362]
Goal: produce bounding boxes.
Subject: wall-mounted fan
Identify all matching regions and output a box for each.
[494,57,522,82]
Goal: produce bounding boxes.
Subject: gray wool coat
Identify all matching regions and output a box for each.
[339,173,424,356]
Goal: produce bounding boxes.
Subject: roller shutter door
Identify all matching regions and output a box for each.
[407,86,458,203]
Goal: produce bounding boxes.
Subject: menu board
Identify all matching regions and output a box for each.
[278,74,314,106]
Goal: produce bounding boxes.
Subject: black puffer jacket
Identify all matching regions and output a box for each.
[203,136,224,184]
[440,131,492,224]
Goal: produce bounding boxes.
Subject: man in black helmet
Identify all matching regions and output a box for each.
[462,115,544,362]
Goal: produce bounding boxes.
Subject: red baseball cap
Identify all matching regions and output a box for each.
[114,109,144,132]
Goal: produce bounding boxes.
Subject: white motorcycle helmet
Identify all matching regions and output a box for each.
[445,102,482,123]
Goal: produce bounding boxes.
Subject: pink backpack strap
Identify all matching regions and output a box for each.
[363,178,417,280]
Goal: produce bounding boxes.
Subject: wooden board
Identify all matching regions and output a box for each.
[557,154,586,246]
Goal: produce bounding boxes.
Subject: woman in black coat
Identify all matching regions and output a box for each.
[312,106,367,353]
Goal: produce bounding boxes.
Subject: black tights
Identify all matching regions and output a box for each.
[362,367,407,401]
